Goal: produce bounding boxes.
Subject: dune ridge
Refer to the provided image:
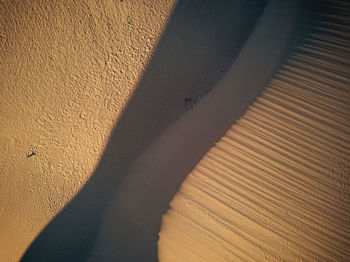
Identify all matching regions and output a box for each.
[1,0,265,261]
[158,1,350,261]
[88,0,299,261]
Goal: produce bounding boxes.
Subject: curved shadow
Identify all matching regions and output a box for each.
[21,0,265,261]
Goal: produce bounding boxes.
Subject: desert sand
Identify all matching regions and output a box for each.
[88,0,350,261]
[87,0,300,261]
[159,1,350,261]
[0,0,265,261]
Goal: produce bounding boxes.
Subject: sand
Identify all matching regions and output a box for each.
[0,2,177,260]
[87,0,300,261]
[87,0,350,261]
[3,0,348,261]
[159,1,350,261]
[0,0,264,261]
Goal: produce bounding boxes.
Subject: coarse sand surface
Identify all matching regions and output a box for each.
[0,0,265,261]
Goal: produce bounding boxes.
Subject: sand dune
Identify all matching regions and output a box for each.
[1,0,265,261]
[2,0,349,260]
[88,0,350,261]
[88,0,299,261]
[159,1,350,261]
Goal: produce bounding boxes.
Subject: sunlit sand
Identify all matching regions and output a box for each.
[1,0,349,261]
[1,0,266,261]
[159,1,350,261]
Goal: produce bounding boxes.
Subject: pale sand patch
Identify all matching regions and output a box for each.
[88,0,299,261]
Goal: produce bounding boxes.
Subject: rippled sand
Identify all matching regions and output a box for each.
[159,1,350,261]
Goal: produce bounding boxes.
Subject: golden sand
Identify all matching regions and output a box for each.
[159,1,350,261]
[0,1,177,260]
[87,1,298,261]
[1,0,265,260]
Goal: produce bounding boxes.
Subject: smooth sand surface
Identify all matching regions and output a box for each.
[159,1,350,261]
[1,0,264,261]
[88,0,300,261]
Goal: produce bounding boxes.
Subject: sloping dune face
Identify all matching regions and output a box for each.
[0,0,266,261]
[0,0,178,261]
[159,2,350,261]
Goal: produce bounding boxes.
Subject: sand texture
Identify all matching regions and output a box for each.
[87,0,299,261]
[0,0,265,261]
[0,1,177,260]
[159,1,350,261]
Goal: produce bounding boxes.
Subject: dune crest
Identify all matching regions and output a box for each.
[158,1,350,261]
[88,0,299,261]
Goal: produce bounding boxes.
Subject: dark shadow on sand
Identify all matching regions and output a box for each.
[21,1,266,261]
